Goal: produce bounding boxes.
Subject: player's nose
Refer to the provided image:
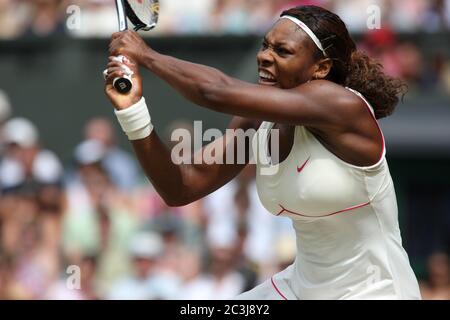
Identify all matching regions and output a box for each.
[257,48,275,67]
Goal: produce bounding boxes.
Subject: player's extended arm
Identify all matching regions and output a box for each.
[107,31,383,169]
[105,59,258,207]
[108,31,350,129]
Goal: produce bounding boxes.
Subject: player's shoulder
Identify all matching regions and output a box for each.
[302,80,358,99]
[302,80,367,115]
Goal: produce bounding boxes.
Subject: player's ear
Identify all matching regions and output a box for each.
[312,58,332,80]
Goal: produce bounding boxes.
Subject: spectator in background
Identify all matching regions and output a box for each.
[0,116,65,265]
[1,0,450,38]
[245,0,279,34]
[0,0,31,39]
[422,0,450,32]
[84,117,140,191]
[0,118,64,290]
[394,42,423,85]
[329,0,377,32]
[22,0,66,38]
[383,0,428,32]
[360,28,400,77]
[62,139,140,296]
[107,231,180,299]
[201,243,245,299]
[46,254,100,299]
[67,0,118,38]
[420,52,450,94]
[420,252,450,300]
[0,178,62,299]
[0,117,63,192]
[9,216,60,299]
[175,246,207,299]
[160,0,214,34]
[71,254,100,299]
[148,212,189,276]
[277,0,328,13]
[210,0,250,34]
[0,253,13,299]
[360,28,423,87]
[175,243,246,300]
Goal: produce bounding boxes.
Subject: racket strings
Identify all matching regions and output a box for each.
[126,0,159,31]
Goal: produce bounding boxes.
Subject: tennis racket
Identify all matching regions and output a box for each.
[113,0,160,94]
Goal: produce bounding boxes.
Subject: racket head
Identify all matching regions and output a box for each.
[124,0,160,32]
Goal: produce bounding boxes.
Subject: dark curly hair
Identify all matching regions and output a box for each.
[281,6,406,119]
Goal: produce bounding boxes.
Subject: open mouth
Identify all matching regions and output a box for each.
[258,70,277,85]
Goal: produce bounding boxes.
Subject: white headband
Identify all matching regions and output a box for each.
[280,15,327,57]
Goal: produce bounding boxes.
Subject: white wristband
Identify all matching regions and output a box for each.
[114,97,153,140]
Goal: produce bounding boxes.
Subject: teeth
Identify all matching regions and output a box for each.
[259,70,275,81]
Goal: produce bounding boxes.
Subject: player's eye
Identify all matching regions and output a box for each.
[276,47,291,56]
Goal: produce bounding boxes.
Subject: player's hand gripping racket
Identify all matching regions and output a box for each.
[113,0,159,94]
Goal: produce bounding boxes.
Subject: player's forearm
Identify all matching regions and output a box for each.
[130,131,189,206]
[143,51,240,110]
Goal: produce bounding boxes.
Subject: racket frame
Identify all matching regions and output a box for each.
[113,0,132,94]
[115,0,128,31]
[112,0,160,93]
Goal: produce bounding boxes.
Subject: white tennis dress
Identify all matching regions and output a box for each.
[236,88,421,300]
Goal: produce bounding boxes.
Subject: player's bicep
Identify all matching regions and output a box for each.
[203,80,344,129]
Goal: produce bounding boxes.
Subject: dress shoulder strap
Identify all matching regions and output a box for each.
[345,87,376,116]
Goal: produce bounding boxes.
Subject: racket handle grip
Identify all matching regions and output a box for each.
[113,74,132,94]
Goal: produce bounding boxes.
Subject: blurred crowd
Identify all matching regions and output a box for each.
[1,0,450,95]
[0,89,297,299]
[0,0,450,39]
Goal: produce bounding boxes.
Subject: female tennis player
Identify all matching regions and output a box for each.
[104,6,421,299]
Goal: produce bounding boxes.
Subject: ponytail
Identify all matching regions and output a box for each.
[345,51,407,119]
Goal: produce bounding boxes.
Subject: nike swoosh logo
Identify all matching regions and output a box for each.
[297,156,311,173]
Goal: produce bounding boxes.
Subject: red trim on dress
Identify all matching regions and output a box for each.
[276,202,370,218]
[271,277,288,300]
[352,89,386,165]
